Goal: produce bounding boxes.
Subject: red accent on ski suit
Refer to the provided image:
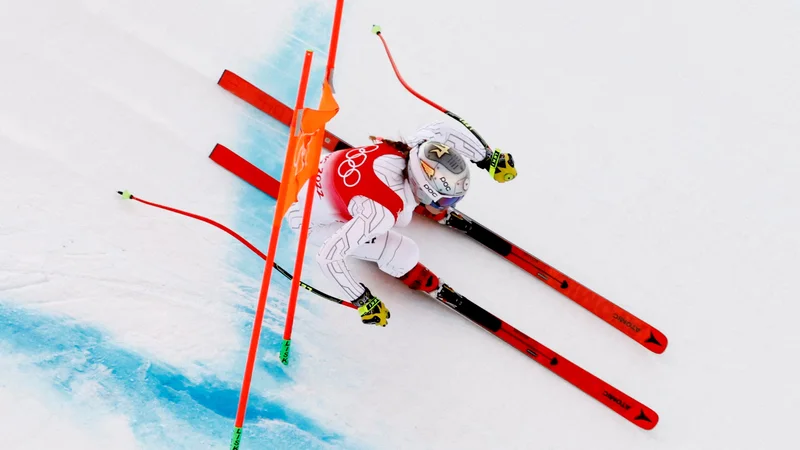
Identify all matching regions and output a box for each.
[321,143,405,220]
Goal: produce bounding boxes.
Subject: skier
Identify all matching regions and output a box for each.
[285,121,516,327]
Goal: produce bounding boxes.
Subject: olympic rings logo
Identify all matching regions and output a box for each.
[337,145,379,187]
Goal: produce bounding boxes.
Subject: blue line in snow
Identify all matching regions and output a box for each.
[0,4,364,450]
[229,3,339,372]
[0,302,344,449]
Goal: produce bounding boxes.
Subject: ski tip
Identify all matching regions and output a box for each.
[633,407,659,430]
[371,24,382,35]
[642,328,668,354]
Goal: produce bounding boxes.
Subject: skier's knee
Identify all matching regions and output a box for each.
[315,248,336,273]
[377,235,419,277]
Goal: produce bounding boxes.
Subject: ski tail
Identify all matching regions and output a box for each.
[217,70,350,151]
[210,144,280,198]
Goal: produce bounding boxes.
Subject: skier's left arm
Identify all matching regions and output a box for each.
[406,121,517,183]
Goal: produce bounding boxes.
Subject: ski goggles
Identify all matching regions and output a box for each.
[431,195,463,209]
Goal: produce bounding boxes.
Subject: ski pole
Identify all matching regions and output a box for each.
[371,25,503,178]
[117,190,354,309]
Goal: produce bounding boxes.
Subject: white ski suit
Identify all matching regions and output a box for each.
[285,121,485,301]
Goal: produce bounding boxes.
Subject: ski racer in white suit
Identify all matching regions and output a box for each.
[286,121,516,327]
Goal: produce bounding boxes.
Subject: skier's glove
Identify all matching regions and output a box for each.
[353,284,390,327]
[476,150,517,183]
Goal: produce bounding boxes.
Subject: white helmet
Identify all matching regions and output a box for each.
[407,141,470,208]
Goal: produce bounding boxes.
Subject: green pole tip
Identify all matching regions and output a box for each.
[230,427,243,450]
[119,190,133,199]
[371,24,382,34]
[280,339,292,366]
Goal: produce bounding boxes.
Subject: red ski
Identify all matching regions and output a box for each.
[434,284,658,430]
[215,70,667,354]
[432,210,668,354]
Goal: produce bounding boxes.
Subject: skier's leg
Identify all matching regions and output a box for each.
[349,230,440,294]
[348,229,419,278]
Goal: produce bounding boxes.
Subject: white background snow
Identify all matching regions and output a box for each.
[1,0,799,449]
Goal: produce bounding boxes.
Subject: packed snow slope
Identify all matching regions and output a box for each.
[1,1,799,449]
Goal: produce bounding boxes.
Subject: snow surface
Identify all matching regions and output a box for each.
[1,0,799,449]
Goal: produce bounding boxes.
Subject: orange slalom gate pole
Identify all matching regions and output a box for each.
[325,0,345,87]
[230,50,314,450]
[279,162,319,365]
[280,0,345,365]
